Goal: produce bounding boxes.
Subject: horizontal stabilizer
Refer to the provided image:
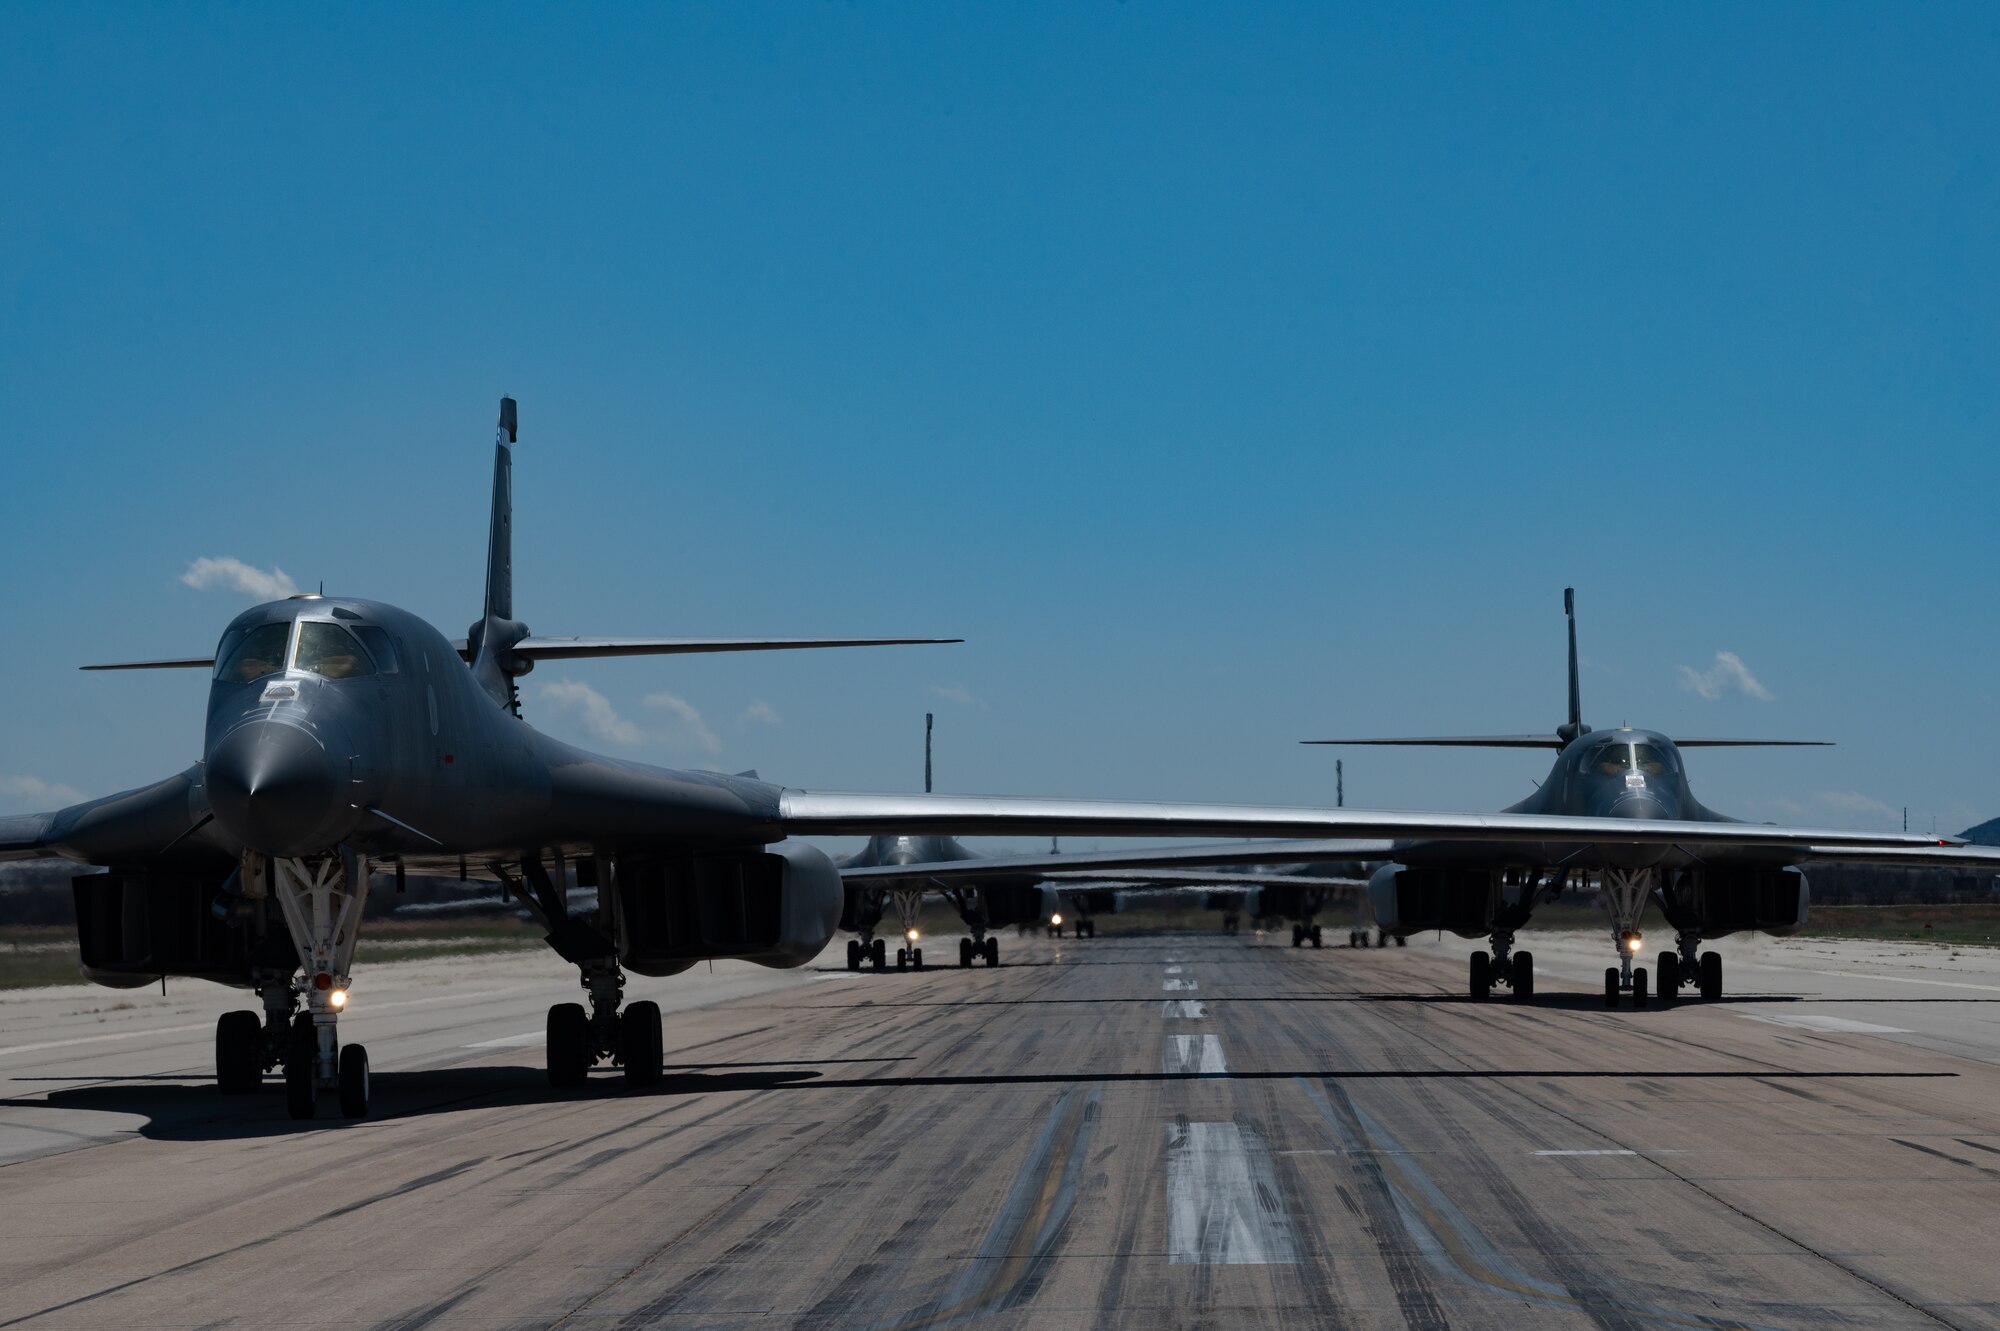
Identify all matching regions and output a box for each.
[450,635,960,662]
[81,657,215,672]
[1303,736,1567,748]
[1666,739,1832,748]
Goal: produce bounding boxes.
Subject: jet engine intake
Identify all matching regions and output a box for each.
[72,869,297,989]
[1369,864,1500,939]
[615,841,841,974]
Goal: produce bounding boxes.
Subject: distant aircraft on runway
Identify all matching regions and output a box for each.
[3,406,1987,1123]
[855,589,2000,1007]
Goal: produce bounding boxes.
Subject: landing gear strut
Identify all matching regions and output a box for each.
[546,956,662,1089]
[1599,867,1656,1009]
[250,853,373,1120]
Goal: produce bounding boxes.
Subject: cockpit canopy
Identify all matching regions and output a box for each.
[1586,738,1678,778]
[213,616,399,683]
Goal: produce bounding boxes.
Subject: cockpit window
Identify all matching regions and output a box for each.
[294,621,375,679]
[353,625,400,674]
[216,622,292,683]
[1632,743,1675,776]
[1591,743,1633,776]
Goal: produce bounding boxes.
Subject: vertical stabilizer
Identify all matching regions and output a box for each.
[924,712,934,794]
[486,398,517,622]
[470,397,531,713]
[1557,586,1589,743]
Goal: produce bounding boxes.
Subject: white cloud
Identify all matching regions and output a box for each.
[644,691,722,755]
[741,701,781,726]
[181,556,300,601]
[1675,651,1773,702]
[538,680,643,745]
[928,683,984,708]
[0,774,86,808]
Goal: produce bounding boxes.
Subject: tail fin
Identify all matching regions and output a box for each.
[924,712,934,793]
[486,397,516,622]
[470,397,530,713]
[1557,586,1588,743]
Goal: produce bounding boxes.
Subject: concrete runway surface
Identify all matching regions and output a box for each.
[3,928,1999,1330]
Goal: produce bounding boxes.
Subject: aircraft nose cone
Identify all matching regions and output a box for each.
[207,722,341,856]
[1597,788,1678,868]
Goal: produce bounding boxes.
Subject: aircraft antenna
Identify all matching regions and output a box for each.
[924,712,933,794]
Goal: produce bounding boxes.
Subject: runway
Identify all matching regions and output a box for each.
[3,929,1999,1329]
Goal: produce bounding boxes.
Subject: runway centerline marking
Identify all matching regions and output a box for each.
[1162,1000,1208,1019]
[1165,966,1184,974]
[1162,1034,1227,1075]
[1164,979,1199,991]
[1165,1121,1298,1265]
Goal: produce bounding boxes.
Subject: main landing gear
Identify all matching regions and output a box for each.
[1291,924,1323,948]
[1469,946,1535,1002]
[210,853,376,1121]
[1652,940,1724,1003]
[546,957,662,1090]
[958,935,999,968]
[846,935,890,971]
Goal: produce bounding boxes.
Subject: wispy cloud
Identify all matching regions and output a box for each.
[741,700,781,727]
[0,774,87,808]
[928,683,985,709]
[1815,790,1900,822]
[644,691,722,755]
[1675,651,1773,702]
[181,556,299,601]
[538,679,643,745]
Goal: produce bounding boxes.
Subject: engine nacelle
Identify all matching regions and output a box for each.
[1687,866,1809,939]
[1369,863,1500,939]
[615,841,842,975]
[72,869,296,989]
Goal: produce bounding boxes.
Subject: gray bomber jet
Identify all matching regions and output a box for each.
[3,406,1988,1121]
[851,589,2000,1006]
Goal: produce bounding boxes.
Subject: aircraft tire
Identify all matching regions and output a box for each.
[216,1010,262,1094]
[1394,935,1406,947]
[546,1002,591,1088]
[285,1021,318,1120]
[1603,968,1620,1008]
[846,939,861,971]
[1657,952,1679,1001]
[913,947,924,969]
[1348,931,1358,947]
[1469,950,1490,1000]
[621,1001,663,1088]
[1291,926,1303,948]
[872,938,887,969]
[1311,926,1322,948]
[983,937,999,967]
[1632,967,1649,1007]
[337,1044,370,1118]
[896,948,908,971]
[1699,951,1723,1001]
[959,938,973,968]
[1513,951,1534,1001]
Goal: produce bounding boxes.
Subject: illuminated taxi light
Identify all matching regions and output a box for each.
[329,989,348,1009]
[905,928,920,943]
[1625,936,1642,952]
[1050,912,1064,926]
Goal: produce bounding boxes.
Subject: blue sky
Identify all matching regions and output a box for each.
[3,3,1996,842]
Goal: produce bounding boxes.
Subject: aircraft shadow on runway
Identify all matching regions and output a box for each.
[7,1045,1952,1142]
